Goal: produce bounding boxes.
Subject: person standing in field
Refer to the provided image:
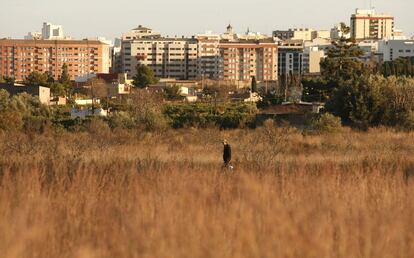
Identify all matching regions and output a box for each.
[222,139,232,169]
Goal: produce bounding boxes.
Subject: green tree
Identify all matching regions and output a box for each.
[311,113,342,133]
[339,22,350,35]
[132,65,158,88]
[164,85,183,101]
[3,76,15,84]
[46,72,55,84]
[58,64,71,86]
[0,90,52,132]
[302,77,333,102]
[50,82,67,97]
[24,71,49,86]
[382,57,414,77]
[326,75,386,128]
[251,76,257,93]
[320,38,367,83]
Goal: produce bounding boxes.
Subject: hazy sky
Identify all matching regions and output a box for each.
[0,0,413,40]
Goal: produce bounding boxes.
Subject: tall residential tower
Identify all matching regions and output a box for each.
[350,9,394,40]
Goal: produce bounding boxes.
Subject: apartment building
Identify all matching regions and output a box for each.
[25,22,70,40]
[379,39,414,62]
[305,47,325,74]
[311,30,330,40]
[0,39,110,81]
[120,26,278,82]
[122,37,198,80]
[278,40,304,75]
[196,32,221,79]
[273,28,331,41]
[350,9,394,40]
[218,39,278,82]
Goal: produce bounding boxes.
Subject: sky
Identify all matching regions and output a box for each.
[0,0,413,41]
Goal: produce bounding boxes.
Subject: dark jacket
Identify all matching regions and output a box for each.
[223,144,232,164]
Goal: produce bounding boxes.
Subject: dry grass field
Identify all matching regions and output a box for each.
[1,124,414,258]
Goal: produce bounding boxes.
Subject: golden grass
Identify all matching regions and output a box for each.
[1,126,414,258]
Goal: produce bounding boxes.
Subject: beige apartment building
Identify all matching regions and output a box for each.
[219,39,278,82]
[0,39,110,81]
[122,37,198,80]
[273,28,330,41]
[196,32,221,79]
[350,9,394,40]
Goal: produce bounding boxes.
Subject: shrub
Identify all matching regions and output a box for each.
[164,102,257,129]
[400,111,414,131]
[23,116,51,133]
[137,110,168,131]
[0,110,24,131]
[86,118,110,135]
[107,111,136,129]
[311,113,342,133]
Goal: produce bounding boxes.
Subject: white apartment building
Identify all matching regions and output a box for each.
[350,9,394,40]
[196,32,221,79]
[379,39,414,62]
[358,40,379,55]
[122,37,198,80]
[25,22,69,40]
[42,22,66,40]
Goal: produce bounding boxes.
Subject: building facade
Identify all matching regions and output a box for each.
[42,22,65,40]
[311,30,330,40]
[25,22,70,40]
[196,33,221,79]
[122,37,199,80]
[273,30,295,41]
[0,39,110,81]
[379,39,414,61]
[0,83,51,105]
[219,39,278,82]
[350,9,394,40]
[278,40,304,75]
[273,28,331,41]
[120,26,278,82]
[305,47,325,74]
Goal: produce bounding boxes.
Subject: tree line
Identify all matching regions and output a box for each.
[302,36,414,130]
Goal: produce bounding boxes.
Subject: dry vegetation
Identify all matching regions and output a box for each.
[1,124,414,258]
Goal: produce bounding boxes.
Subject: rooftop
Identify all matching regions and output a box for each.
[132,25,152,31]
[0,38,108,45]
